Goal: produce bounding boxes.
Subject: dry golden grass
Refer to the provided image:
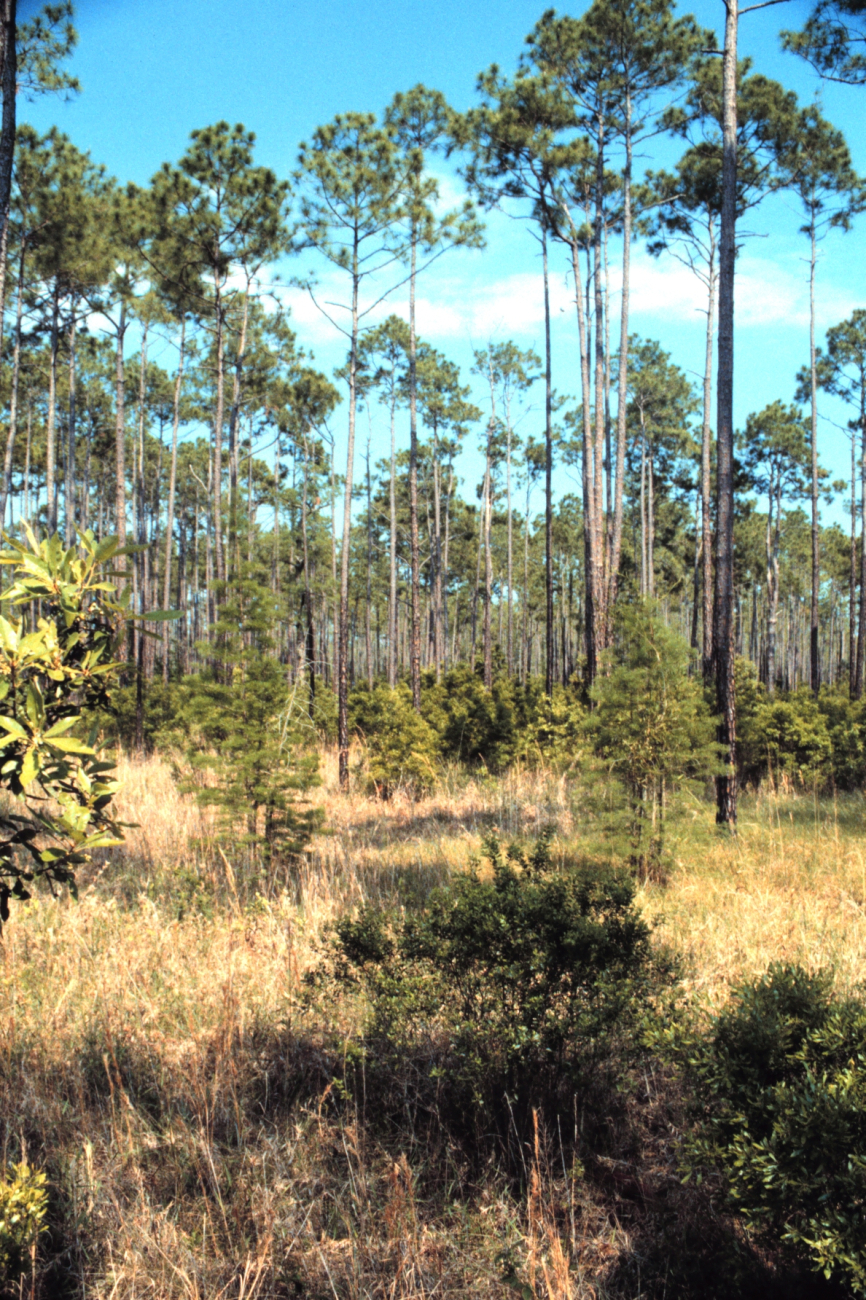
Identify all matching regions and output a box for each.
[1,749,863,1297]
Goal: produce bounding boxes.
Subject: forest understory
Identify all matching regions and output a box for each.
[2,750,864,1300]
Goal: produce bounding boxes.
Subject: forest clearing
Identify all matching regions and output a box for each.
[1,0,866,1293]
[3,749,866,1299]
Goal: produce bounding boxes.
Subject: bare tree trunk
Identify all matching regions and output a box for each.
[702,224,717,682]
[408,236,422,710]
[850,431,857,695]
[713,0,739,828]
[365,435,374,689]
[226,282,250,579]
[337,238,360,792]
[608,89,632,618]
[65,300,77,544]
[45,281,60,535]
[856,407,866,698]
[0,0,17,339]
[0,237,26,526]
[388,384,398,688]
[162,318,186,681]
[809,219,820,695]
[543,228,554,695]
[483,426,494,690]
[212,277,226,585]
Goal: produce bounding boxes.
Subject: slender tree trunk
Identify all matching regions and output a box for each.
[608,90,632,618]
[809,218,820,695]
[543,227,554,695]
[365,436,374,689]
[0,0,17,340]
[0,237,25,527]
[483,425,494,691]
[856,406,866,698]
[408,234,422,710]
[226,282,250,578]
[65,300,77,544]
[714,0,739,828]
[388,386,398,688]
[337,238,360,792]
[590,118,607,676]
[647,439,655,599]
[162,318,186,681]
[114,302,128,586]
[702,224,717,682]
[505,413,514,677]
[640,416,648,596]
[45,281,60,535]
[301,430,316,706]
[850,432,857,696]
[212,277,226,585]
[767,487,779,695]
[564,216,595,687]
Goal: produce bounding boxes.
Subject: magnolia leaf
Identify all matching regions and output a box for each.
[0,716,27,738]
[20,747,39,789]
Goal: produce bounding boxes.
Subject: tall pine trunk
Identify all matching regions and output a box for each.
[0,236,26,526]
[543,228,554,695]
[702,221,718,683]
[608,89,632,619]
[809,217,820,694]
[408,235,422,710]
[337,233,360,792]
[162,318,186,682]
[713,0,738,828]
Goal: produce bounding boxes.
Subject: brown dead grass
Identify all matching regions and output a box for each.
[1,750,862,1297]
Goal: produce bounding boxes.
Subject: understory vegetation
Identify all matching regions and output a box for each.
[2,732,866,1300]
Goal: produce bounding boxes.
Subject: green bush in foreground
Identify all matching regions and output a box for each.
[684,963,866,1294]
[327,833,669,1149]
[0,1162,47,1284]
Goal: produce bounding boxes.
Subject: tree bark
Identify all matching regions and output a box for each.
[608,88,632,620]
[162,318,186,681]
[0,0,16,342]
[809,219,820,695]
[408,236,422,710]
[337,233,360,792]
[713,0,738,828]
[702,222,717,683]
[543,228,554,695]
[0,236,25,527]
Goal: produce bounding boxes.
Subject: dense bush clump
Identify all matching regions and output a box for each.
[349,682,440,797]
[684,963,866,1294]
[324,832,672,1154]
[0,1163,47,1285]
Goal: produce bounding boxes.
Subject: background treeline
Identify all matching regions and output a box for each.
[2,0,866,813]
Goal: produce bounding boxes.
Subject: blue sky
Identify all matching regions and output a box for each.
[16,0,866,519]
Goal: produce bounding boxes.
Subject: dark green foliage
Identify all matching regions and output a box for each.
[421,662,521,770]
[349,682,440,798]
[179,574,321,870]
[327,832,668,1152]
[736,665,866,790]
[0,530,129,926]
[590,605,721,875]
[684,963,866,1294]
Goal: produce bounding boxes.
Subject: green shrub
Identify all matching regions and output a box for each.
[589,605,721,876]
[326,832,669,1150]
[512,683,587,770]
[817,687,866,791]
[684,963,866,1294]
[0,1162,47,1284]
[349,683,440,798]
[421,664,519,770]
[750,689,833,787]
